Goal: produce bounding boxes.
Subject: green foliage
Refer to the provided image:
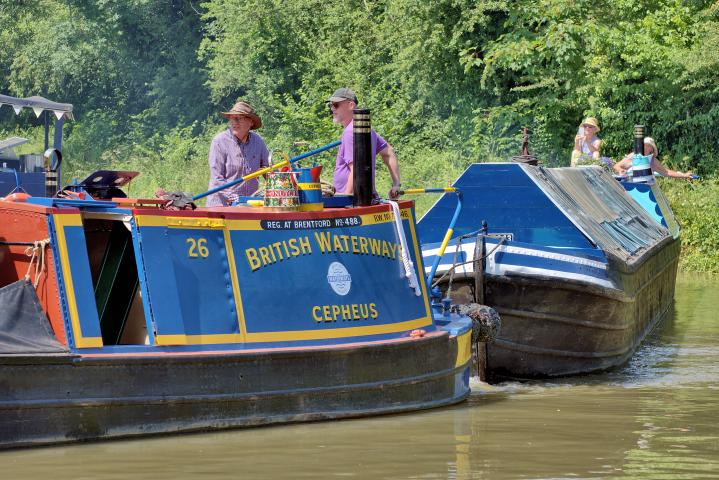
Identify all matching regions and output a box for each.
[660,177,719,273]
[2,0,719,271]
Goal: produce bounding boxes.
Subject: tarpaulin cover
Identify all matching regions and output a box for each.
[0,280,67,353]
[523,165,670,262]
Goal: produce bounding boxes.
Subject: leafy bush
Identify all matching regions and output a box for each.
[660,177,719,273]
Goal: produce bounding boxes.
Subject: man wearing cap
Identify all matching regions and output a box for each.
[206,101,270,207]
[328,87,401,199]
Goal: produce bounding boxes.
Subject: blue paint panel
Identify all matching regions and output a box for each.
[0,172,46,197]
[136,227,239,336]
[622,183,665,226]
[418,163,593,249]
[61,225,102,338]
[231,219,430,334]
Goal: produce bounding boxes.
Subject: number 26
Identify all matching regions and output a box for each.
[187,237,209,258]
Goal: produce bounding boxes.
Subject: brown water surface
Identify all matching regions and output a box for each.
[3,273,718,479]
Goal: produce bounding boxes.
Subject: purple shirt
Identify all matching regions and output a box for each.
[333,121,388,194]
[206,129,270,207]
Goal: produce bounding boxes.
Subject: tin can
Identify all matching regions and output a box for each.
[264,171,299,210]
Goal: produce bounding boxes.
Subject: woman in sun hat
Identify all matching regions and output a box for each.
[613,137,694,183]
[571,117,604,167]
[205,101,270,207]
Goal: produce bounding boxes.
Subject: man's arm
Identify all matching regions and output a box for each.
[379,144,401,198]
[345,163,354,194]
[207,140,229,206]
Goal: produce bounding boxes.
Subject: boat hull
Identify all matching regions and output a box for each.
[447,237,680,380]
[0,331,470,449]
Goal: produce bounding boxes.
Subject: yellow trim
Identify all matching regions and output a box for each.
[54,215,103,348]
[357,207,411,226]
[224,219,264,230]
[137,207,413,232]
[155,316,432,345]
[297,183,321,190]
[135,215,227,229]
[167,217,225,229]
[224,228,248,342]
[299,203,324,211]
[54,214,83,227]
[438,228,454,257]
[455,331,471,368]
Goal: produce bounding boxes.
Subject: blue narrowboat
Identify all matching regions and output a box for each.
[0,98,474,448]
[418,163,679,379]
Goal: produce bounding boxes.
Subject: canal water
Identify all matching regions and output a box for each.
[3,273,718,479]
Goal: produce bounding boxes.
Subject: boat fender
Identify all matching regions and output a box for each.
[3,192,31,202]
[410,329,426,338]
[453,303,501,343]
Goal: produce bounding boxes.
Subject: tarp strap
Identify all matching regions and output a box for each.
[23,238,50,288]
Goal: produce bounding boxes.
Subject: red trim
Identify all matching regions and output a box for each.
[0,203,67,345]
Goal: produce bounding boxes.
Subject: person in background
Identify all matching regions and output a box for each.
[571,117,604,167]
[327,87,401,199]
[206,101,269,207]
[613,137,694,183]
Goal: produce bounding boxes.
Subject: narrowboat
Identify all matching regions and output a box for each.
[418,163,680,380]
[0,98,475,448]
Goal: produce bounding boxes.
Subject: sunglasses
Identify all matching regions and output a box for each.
[330,101,348,109]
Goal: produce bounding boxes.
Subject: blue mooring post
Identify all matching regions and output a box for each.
[352,108,372,206]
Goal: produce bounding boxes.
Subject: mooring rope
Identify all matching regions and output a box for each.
[23,238,51,288]
[384,200,421,296]
[432,236,506,289]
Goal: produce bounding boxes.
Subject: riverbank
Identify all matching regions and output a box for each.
[659,177,719,273]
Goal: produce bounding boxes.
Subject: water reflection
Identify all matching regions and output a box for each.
[3,273,717,479]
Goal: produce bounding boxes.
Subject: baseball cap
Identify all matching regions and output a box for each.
[326,87,358,104]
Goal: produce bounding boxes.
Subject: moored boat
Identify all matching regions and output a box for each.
[0,98,475,448]
[0,189,475,448]
[418,163,679,380]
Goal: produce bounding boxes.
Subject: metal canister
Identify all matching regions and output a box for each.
[264,171,299,210]
[296,166,323,211]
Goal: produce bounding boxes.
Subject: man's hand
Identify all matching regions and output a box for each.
[389,185,401,199]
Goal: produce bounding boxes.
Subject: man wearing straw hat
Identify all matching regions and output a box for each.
[327,87,401,199]
[206,101,270,207]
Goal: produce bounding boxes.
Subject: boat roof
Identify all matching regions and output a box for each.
[418,163,671,262]
[0,94,74,121]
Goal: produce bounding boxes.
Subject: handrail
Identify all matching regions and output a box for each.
[399,187,462,285]
[193,140,340,201]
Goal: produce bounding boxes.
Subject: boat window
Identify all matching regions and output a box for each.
[83,217,148,345]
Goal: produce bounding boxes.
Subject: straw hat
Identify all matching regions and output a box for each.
[581,117,600,132]
[222,101,262,130]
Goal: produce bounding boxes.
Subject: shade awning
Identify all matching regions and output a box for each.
[0,94,74,121]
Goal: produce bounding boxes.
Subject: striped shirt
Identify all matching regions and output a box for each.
[206,129,270,207]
